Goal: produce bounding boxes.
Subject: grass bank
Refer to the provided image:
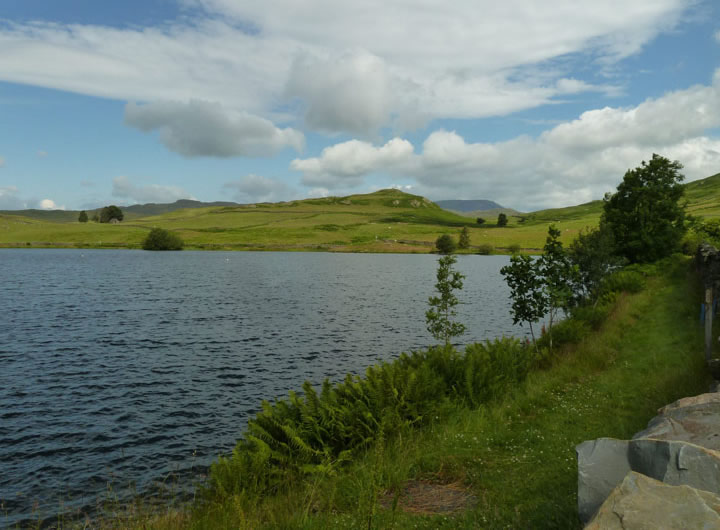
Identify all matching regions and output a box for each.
[39,257,710,529]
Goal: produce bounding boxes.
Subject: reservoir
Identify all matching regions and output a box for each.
[0,249,522,525]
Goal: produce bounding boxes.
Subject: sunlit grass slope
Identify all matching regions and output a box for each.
[2,172,719,252]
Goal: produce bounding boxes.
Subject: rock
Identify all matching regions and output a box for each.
[577,438,631,523]
[392,200,400,206]
[658,393,720,413]
[577,438,720,522]
[339,200,351,205]
[628,439,720,493]
[410,200,421,208]
[585,471,720,529]
[634,402,720,451]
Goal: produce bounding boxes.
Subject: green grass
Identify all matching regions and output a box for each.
[214,258,705,529]
[2,172,719,253]
[67,256,709,530]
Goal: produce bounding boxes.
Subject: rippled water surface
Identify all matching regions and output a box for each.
[0,249,521,525]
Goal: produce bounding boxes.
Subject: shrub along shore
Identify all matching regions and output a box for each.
[68,254,710,530]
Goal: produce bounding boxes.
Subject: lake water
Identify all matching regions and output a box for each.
[0,249,523,526]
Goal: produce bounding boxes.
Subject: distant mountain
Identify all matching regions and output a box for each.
[121,199,238,218]
[435,199,504,212]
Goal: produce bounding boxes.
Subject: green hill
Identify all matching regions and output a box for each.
[2,173,719,252]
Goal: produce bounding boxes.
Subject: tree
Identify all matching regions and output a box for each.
[568,225,622,304]
[601,154,687,263]
[458,226,470,249]
[99,205,124,223]
[497,213,508,227]
[435,234,457,254]
[426,255,466,345]
[500,254,546,352]
[142,227,184,250]
[78,210,88,223]
[476,217,486,226]
[538,225,578,350]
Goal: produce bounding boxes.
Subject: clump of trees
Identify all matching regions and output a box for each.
[78,211,88,223]
[435,234,457,254]
[98,205,124,223]
[497,213,508,227]
[501,154,690,352]
[142,227,184,250]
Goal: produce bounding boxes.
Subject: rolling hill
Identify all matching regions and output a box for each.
[1,172,718,253]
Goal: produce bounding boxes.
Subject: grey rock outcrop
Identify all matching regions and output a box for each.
[577,438,631,523]
[578,390,720,524]
[585,471,720,529]
[633,401,720,451]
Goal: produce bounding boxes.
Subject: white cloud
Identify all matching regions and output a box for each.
[286,50,393,135]
[39,198,64,210]
[223,175,297,203]
[291,138,413,188]
[0,156,5,167]
[291,73,720,210]
[0,186,23,209]
[124,100,304,158]
[112,175,195,204]
[0,1,691,135]
[37,150,48,158]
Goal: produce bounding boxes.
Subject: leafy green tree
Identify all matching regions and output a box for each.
[91,212,99,222]
[458,226,470,249]
[568,225,622,304]
[426,255,466,345]
[476,217,486,226]
[602,154,687,263]
[142,227,184,250]
[500,254,546,352]
[78,210,88,223]
[497,213,508,227]
[99,205,124,223]
[435,234,457,254]
[539,225,578,350]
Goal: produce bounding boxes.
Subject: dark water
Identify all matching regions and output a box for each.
[0,249,522,526]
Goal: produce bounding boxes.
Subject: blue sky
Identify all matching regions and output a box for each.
[0,0,719,211]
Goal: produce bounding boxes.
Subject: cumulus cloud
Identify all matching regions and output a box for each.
[222,174,297,203]
[291,138,413,188]
[0,1,692,135]
[286,50,393,135]
[112,175,195,204]
[39,199,63,210]
[291,74,720,210]
[124,100,304,158]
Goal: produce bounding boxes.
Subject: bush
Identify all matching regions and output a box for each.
[435,234,457,254]
[476,243,494,255]
[508,243,521,255]
[205,339,531,500]
[571,304,613,330]
[142,228,184,250]
[78,210,88,223]
[538,318,590,348]
[599,269,645,295]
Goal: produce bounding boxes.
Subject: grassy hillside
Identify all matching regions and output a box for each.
[2,172,718,252]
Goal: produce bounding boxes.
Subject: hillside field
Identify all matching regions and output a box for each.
[1,173,718,253]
